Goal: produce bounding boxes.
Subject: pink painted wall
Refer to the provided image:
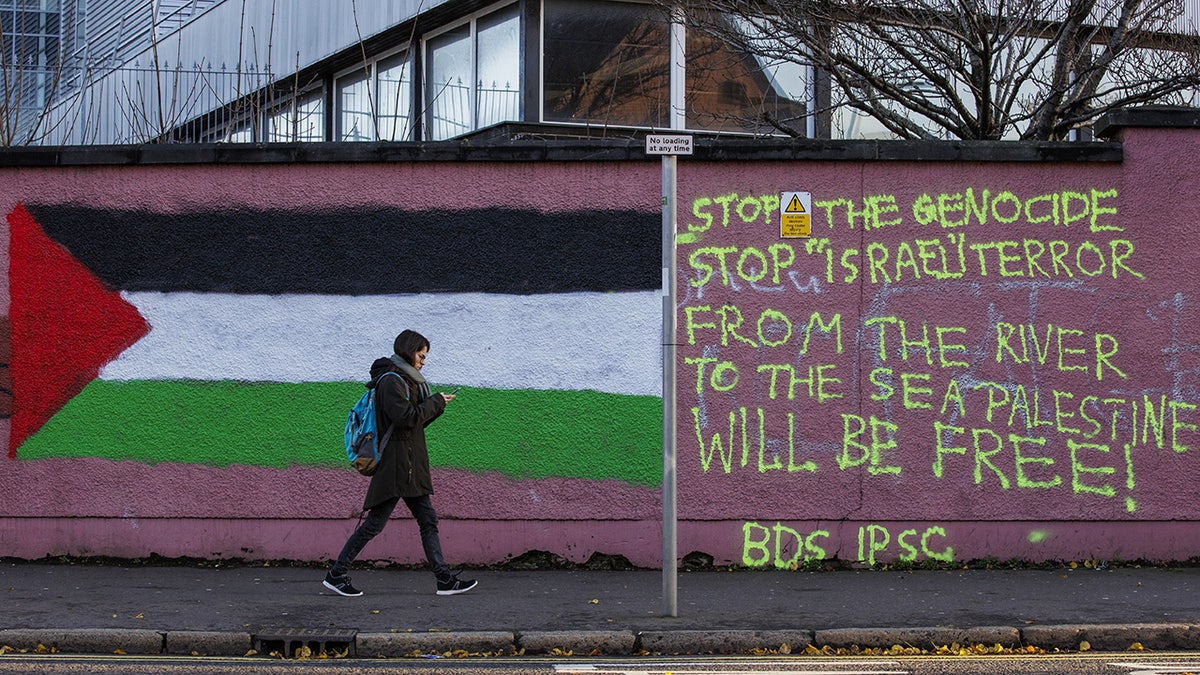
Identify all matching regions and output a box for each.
[1,117,1199,569]
[673,122,1200,567]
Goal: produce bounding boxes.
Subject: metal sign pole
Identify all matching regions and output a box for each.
[661,152,678,618]
[661,3,687,620]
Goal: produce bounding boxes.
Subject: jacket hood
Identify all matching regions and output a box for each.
[368,357,397,387]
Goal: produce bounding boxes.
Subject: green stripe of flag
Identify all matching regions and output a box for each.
[18,380,663,487]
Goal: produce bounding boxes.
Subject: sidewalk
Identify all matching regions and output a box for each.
[2,562,1200,657]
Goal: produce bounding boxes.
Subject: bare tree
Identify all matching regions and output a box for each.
[674,0,1200,140]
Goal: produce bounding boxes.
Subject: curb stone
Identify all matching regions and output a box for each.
[5,625,1200,657]
[517,629,637,655]
[163,630,254,656]
[815,626,1022,650]
[638,629,814,655]
[0,628,163,654]
[355,630,514,658]
[1022,623,1200,651]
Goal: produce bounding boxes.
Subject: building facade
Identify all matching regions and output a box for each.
[7,0,1196,145]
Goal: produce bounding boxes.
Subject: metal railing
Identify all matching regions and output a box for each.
[426,78,521,140]
[8,63,524,145]
[13,61,280,145]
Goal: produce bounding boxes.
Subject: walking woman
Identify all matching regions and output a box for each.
[323,329,477,597]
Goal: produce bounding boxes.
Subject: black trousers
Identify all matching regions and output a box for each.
[331,495,449,577]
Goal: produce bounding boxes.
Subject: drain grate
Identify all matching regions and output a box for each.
[253,627,358,658]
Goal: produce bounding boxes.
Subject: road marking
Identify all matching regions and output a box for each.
[555,662,908,675]
[1110,662,1200,675]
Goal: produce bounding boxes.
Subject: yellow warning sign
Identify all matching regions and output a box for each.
[780,191,811,238]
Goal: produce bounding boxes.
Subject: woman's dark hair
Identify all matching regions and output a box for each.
[394,329,431,366]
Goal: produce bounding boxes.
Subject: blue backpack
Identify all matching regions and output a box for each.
[344,371,404,476]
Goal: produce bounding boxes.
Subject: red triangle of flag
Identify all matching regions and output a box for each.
[7,204,150,457]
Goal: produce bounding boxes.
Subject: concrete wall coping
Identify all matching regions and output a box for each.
[4,106,1196,168]
[4,124,1169,168]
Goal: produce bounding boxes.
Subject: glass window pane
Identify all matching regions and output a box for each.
[476,4,520,128]
[685,20,811,134]
[295,95,325,141]
[269,92,325,142]
[19,10,40,33]
[337,66,375,141]
[225,124,254,143]
[426,24,472,140]
[18,35,39,61]
[267,109,288,142]
[42,34,58,64]
[376,51,413,140]
[543,0,669,127]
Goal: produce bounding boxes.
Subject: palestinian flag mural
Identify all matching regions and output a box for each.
[6,200,664,488]
[7,204,151,457]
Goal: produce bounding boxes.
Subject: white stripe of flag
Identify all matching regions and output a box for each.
[101,291,663,396]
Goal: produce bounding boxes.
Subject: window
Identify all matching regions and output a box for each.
[269,89,325,142]
[224,124,254,143]
[543,0,669,128]
[427,24,473,139]
[1,0,64,114]
[376,51,414,141]
[684,20,812,134]
[337,66,374,141]
[0,1,62,70]
[425,3,520,140]
[335,49,415,141]
[476,7,520,128]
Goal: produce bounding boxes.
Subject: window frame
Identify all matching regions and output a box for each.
[334,63,376,141]
[374,47,417,141]
[421,0,521,140]
[538,0,671,130]
[333,44,416,142]
[267,85,326,143]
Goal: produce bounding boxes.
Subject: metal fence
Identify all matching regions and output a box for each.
[426,78,521,141]
[31,62,281,145]
[11,63,523,145]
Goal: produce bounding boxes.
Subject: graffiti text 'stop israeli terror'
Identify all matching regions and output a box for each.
[684,187,1141,287]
